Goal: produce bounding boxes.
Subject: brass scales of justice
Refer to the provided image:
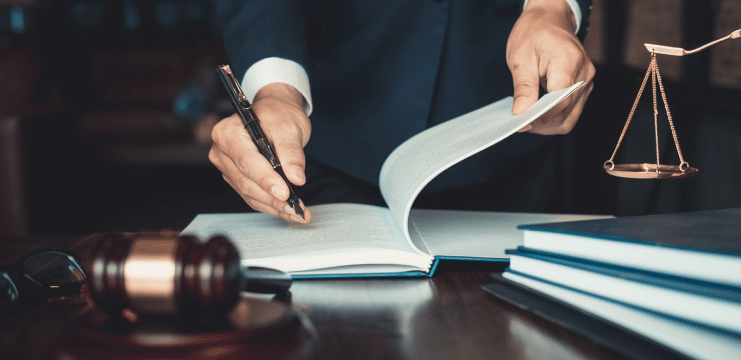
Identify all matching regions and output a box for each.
[603,29,741,179]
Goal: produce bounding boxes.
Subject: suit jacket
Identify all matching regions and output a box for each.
[216,0,591,191]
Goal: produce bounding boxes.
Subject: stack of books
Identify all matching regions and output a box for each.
[498,208,741,359]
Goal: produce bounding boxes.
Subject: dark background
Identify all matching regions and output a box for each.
[1,0,740,236]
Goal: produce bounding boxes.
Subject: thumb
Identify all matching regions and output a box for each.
[253,104,310,188]
[272,132,307,187]
[511,68,540,116]
[253,84,310,187]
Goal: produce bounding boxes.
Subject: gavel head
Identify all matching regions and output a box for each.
[87,234,242,318]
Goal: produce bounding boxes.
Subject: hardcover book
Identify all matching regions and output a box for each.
[489,272,741,360]
[181,83,608,278]
[505,248,741,334]
[517,207,741,286]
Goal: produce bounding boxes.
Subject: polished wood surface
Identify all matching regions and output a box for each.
[0,233,632,360]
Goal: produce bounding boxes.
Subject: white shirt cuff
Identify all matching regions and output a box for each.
[241,57,314,116]
[522,0,582,34]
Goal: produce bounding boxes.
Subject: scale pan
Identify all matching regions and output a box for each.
[604,163,698,179]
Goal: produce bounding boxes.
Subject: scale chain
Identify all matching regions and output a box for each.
[606,57,653,168]
[654,55,687,167]
[605,54,689,172]
[652,55,660,172]
[606,59,653,165]
[600,29,737,178]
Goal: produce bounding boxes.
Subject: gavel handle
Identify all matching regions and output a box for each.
[240,266,293,294]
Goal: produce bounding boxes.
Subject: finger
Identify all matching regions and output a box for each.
[519,85,576,134]
[227,180,292,221]
[509,51,540,116]
[233,179,312,223]
[215,148,312,223]
[212,147,288,209]
[530,82,592,135]
[545,56,580,93]
[256,110,308,186]
[527,53,593,134]
[517,123,534,133]
[527,90,578,134]
[290,200,312,223]
[212,115,293,201]
[538,56,581,122]
[235,181,311,223]
[526,105,562,133]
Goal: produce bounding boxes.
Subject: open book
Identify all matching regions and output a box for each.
[182,82,609,278]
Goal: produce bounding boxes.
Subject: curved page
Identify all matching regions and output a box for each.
[379,82,584,256]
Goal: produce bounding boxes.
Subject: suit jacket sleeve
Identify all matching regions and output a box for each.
[216,0,312,81]
[574,0,592,42]
[517,0,592,41]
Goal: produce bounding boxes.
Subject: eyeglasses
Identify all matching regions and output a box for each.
[0,250,86,312]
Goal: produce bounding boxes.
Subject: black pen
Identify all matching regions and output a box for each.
[216,65,305,220]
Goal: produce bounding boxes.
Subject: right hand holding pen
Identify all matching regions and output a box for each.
[209,83,312,223]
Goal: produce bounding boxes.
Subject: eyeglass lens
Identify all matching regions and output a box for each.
[21,252,86,287]
[1,272,19,307]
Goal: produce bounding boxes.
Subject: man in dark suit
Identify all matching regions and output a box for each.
[210,0,595,223]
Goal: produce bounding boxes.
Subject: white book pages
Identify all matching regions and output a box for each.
[182,204,421,258]
[503,271,741,360]
[509,255,741,333]
[523,230,741,287]
[411,209,609,258]
[380,83,585,256]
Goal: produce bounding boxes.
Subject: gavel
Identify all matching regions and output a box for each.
[87,234,291,317]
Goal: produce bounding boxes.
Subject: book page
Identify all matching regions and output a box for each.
[241,246,432,273]
[181,203,422,261]
[409,209,610,258]
[379,83,584,255]
[291,264,426,276]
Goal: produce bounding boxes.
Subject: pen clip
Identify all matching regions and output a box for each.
[217,65,251,109]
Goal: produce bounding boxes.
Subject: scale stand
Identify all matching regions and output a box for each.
[603,29,740,179]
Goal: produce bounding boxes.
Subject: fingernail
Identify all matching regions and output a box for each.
[291,165,306,183]
[285,204,294,214]
[271,185,287,199]
[521,124,533,132]
[512,99,526,114]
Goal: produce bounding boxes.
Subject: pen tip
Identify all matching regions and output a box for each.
[294,205,305,220]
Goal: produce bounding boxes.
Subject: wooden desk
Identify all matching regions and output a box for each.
[0,234,633,360]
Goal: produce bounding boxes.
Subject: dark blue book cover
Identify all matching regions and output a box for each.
[518,207,741,258]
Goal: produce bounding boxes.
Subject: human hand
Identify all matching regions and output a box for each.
[209,83,312,223]
[507,0,595,135]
